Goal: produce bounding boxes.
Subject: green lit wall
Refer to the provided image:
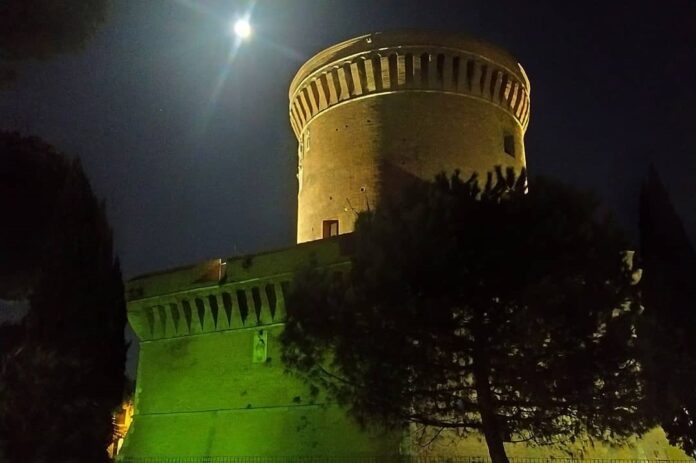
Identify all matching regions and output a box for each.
[122,325,398,457]
[120,237,691,460]
[120,238,401,459]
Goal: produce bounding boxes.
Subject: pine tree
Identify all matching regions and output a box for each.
[282,170,651,463]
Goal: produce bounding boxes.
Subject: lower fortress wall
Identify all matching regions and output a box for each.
[120,324,401,457]
[120,238,691,460]
[121,320,690,460]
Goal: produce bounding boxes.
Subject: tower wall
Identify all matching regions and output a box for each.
[290,31,530,243]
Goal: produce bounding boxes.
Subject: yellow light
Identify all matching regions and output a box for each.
[232,19,251,39]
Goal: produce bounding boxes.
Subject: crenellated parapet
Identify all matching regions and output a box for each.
[289,30,531,139]
[125,237,351,341]
[119,236,401,459]
[127,276,291,341]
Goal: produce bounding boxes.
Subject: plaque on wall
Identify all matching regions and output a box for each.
[252,329,268,363]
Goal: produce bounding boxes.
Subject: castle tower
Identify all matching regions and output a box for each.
[290,31,531,243]
[119,31,689,462]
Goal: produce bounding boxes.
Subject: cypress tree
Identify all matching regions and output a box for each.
[0,132,126,463]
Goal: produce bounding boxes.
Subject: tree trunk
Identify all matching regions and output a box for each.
[473,314,510,463]
[474,372,510,463]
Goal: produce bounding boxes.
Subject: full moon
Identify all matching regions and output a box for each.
[232,19,252,39]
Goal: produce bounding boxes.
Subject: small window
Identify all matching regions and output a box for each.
[504,134,515,157]
[322,220,339,239]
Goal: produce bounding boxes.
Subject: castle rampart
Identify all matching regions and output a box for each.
[121,238,400,458]
[126,240,350,341]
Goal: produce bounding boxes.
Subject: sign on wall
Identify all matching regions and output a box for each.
[252,329,268,363]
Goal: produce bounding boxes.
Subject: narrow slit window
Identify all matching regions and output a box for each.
[221,292,233,325]
[236,290,249,323]
[144,307,154,335]
[322,220,339,238]
[479,65,488,91]
[195,298,205,329]
[388,53,399,87]
[466,60,475,90]
[436,54,445,87]
[181,300,192,330]
[208,295,219,326]
[265,283,278,319]
[504,134,515,157]
[251,287,263,322]
[372,55,383,91]
[452,56,461,87]
[420,53,430,84]
[169,303,180,330]
[405,53,414,85]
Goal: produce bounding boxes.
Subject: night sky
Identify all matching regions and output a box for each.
[1,1,695,280]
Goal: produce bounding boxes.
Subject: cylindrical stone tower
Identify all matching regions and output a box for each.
[289,31,531,243]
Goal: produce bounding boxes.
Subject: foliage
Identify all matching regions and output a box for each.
[282,169,651,463]
[0,0,110,86]
[0,132,126,463]
[0,133,69,297]
[638,166,696,457]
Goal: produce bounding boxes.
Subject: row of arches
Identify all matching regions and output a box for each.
[290,48,530,137]
[137,280,291,340]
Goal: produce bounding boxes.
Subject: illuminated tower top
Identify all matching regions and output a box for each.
[289,30,531,243]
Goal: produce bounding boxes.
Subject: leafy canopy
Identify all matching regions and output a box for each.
[282,170,650,462]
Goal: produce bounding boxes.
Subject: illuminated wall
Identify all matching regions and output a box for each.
[120,236,690,460]
[120,239,400,459]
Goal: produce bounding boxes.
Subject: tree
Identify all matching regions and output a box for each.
[0,0,110,86]
[639,166,696,457]
[0,132,126,463]
[282,170,651,463]
[0,133,69,297]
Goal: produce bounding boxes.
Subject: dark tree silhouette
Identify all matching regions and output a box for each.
[0,133,68,297]
[282,170,651,463]
[0,0,109,85]
[639,166,696,457]
[0,132,126,463]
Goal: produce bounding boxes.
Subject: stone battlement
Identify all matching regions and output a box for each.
[289,30,531,138]
[125,237,351,341]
